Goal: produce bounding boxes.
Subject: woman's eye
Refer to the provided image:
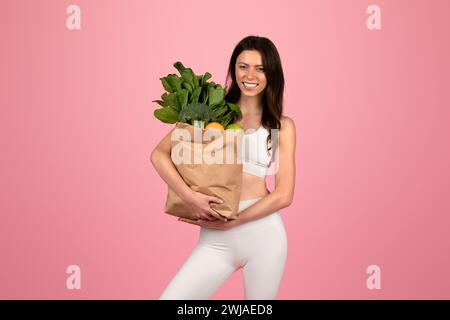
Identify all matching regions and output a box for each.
[239,65,264,71]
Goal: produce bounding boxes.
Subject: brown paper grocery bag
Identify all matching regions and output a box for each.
[164,122,243,220]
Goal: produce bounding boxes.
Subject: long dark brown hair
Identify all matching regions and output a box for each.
[224,35,284,161]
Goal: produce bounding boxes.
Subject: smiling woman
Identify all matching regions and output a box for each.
[155,35,296,300]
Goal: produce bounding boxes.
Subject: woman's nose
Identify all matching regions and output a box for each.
[246,70,255,80]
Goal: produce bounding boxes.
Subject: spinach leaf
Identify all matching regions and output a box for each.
[208,86,225,107]
[154,106,179,124]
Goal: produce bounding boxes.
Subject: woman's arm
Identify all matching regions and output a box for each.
[237,116,296,224]
[150,125,194,202]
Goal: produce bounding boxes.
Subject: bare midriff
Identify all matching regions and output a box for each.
[235,118,270,201]
[240,172,270,201]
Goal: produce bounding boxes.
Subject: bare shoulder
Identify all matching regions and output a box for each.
[278,116,296,150]
[280,115,296,132]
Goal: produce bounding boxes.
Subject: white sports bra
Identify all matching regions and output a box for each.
[241,125,273,178]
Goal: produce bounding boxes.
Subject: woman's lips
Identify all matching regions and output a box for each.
[243,82,259,89]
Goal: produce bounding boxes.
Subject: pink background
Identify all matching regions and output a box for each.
[1,0,449,299]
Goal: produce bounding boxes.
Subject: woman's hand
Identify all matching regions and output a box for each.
[182,190,228,222]
[178,217,241,231]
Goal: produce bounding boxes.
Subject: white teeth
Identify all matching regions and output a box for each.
[243,82,258,88]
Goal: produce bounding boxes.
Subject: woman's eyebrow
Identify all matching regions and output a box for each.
[239,62,264,67]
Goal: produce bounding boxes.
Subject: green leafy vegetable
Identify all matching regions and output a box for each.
[152,61,242,126]
[153,106,179,124]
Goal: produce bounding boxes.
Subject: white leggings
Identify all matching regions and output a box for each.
[159,197,288,300]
